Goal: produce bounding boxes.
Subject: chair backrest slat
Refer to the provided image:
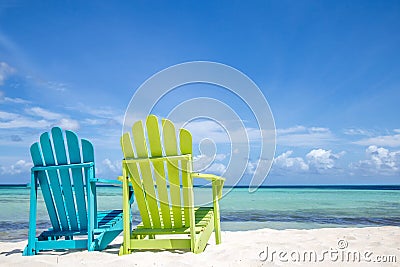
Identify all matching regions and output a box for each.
[121,133,152,227]
[39,132,70,230]
[179,128,193,227]
[65,130,88,230]
[51,127,79,230]
[30,143,60,231]
[131,120,162,228]
[146,116,172,228]
[81,140,94,163]
[162,118,183,228]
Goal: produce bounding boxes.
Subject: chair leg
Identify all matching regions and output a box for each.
[24,172,38,256]
[214,219,221,245]
[212,183,222,245]
[122,174,131,255]
[87,168,96,251]
[118,244,125,256]
[97,229,122,250]
[214,203,222,244]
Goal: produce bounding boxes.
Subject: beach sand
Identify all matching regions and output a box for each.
[1,226,399,266]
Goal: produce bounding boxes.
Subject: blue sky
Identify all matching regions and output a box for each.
[0,1,399,185]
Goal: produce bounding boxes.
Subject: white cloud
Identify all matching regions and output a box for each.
[0,110,50,129]
[193,153,228,172]
[100,158,120,174]
[1,159,32,175]
[271,148,344,175]
[353,132,400,147]
[351,146,400,175]
[0,62,15,86]
[193,154,212,171]
[206,163,227,175]
[58,118,79,131]
[306,149,344,171]
[272,151,309,173]
[246,161,257,174]
[0,111,19,120]
[246,158,274,175]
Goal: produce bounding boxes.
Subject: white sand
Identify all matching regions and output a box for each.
[1,227,399,267]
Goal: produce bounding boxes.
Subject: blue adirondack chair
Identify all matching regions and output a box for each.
[23,127,126,256]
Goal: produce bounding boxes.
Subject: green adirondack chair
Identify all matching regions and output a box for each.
[119,115,225,255]
[23,127,126,255]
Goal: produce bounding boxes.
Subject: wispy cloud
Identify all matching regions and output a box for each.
[0,110,50,129]
[24,75,70,93]
[343,128,374,136]
[353,131,400,147]
[0,106,79,130]
[180,119,274,145]
[0,62,15,86]
[28,107,63,120]
[247,158,276,175]
[184,120,229,143]
[45,81,68,92]
[0,90,30,104]
[58,118,79,130]
[67,102,125,128]
[277,126,337,147]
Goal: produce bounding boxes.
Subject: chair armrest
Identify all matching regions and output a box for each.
[118,176,135,205]
[192,173,225,200]
[89,177,122,185]
[192,172,225,181]
[32,162,94,172]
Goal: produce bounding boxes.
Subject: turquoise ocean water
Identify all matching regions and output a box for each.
[0,185,399,241]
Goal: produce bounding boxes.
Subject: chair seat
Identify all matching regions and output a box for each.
[98,209,123,229]
[39,209,123,238]
[133,207,214,235]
